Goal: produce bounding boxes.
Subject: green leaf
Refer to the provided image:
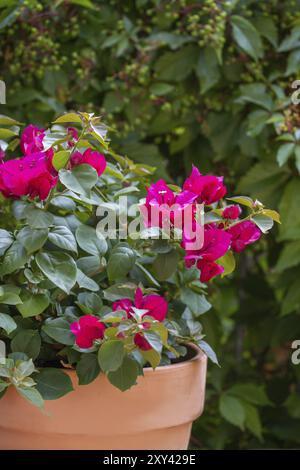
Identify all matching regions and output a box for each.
[219,394,245,429]
[261,209,281,224]
[17,387,44,408]
[52,150,70,171]
[17,293,50,318]
[76,225,107,256]
[252,16,278,47]
[53,113,82,123]
[141,348,161,369]
[107,244,136,281]
[107,356,139,391]
[231,15,263,61]
[0,286,22,305]
[149,83,174,96]
[0,229,14,256]
[228,383,271,406]
[76,354,100,385]
[281,279,300,316]
[17,227,49,254]
[76,269,99,292]
[25,207,54,229]
[279,179,300,241]
[154,45,198,82]
[278,25,300,52]
[0,241,28,276]
[103,283,136,302]
[0,312,17,334]
[198,340,219,365]
[11,330,41,360]
[36,252,77,294]
[153,249,179,281]
[0,128,17,139]
[196,47,220,93]
[275,241,300,271]
[48,226,77,252]
[243,402,263,441]
[42,317,74,345]
[295,146,300,173]
[216,251,236,277]
[0,114,22,126]
[180,288,211,316]
[59,164,98,196]
[276,143,295,166]
[143,331,162,353]
[226,196,253,208]
[34,368,74,400]
[251,214,274,233]
[98,340,125,373]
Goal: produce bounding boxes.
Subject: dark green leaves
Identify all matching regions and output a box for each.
[59,164,98,195]
[11,330,41,360]
[107,244,136,281]
[0,229,13,256]
[36,252,77,293]
[219,394,245,429]
[107,356,139,391]
[48,226,77,252]
[153,249,179,281]
[25,207,54,229]
[17,293,50,318]
[0,312,17,335]
[231,16,263,61]
[0,241,28,276]
[98,340,125,372]
[180,288,211,316]
[17,227,49,254]
[154,45,198,81]
[76,354,100,385]
[42,317,74,345]
[76,225,107,255]
[35,368,74,400]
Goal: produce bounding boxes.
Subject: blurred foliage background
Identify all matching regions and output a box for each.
[1,0,300,449]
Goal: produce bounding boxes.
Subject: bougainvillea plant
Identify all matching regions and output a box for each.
[0,113,279,408]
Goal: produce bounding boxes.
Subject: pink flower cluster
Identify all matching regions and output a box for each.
[0,125,106,200]
[70,288,168,352]
[144,166,262,283]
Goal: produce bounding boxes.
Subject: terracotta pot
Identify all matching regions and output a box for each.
[0,345,207,450]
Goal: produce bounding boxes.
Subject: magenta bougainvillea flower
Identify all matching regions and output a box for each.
[70,315,106,349]
[113,287,168,322]
[20,125,45,155]
[0,151,57,200]
[183,225,231,266]
[196,259,224,283]
[183,225,232,282]
[113,287,168,350]
[222,205,242,220]
[70,149,106,176]
[183,165,227,205]
[227,220,262,253]
[142,179,197,228]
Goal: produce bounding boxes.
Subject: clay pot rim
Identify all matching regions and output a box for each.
[61,343,206,377]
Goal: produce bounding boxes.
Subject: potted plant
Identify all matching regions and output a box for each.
[0,113,279,450]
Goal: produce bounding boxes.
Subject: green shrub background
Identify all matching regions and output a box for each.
[1,0,300,449]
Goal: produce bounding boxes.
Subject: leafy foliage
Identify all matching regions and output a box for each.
[0,0,299,450]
